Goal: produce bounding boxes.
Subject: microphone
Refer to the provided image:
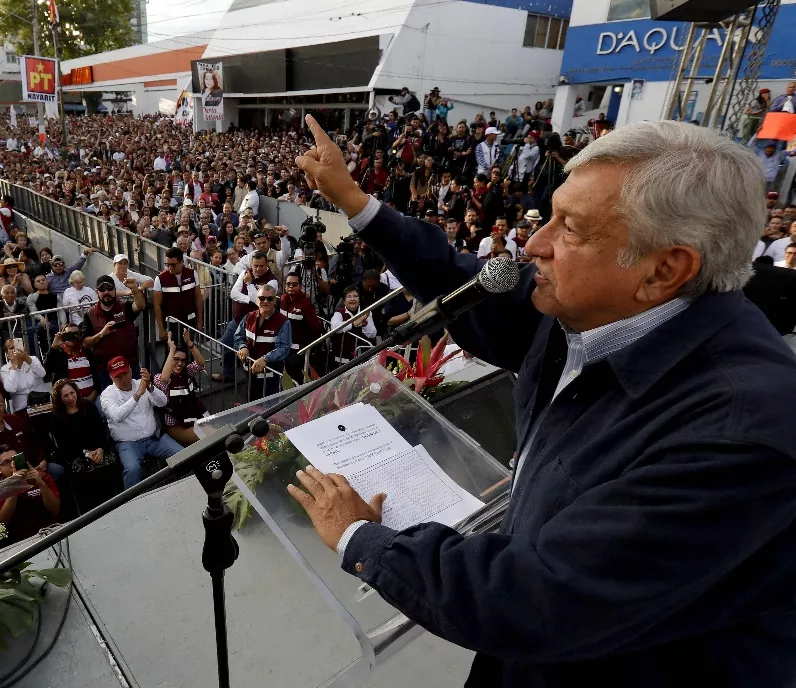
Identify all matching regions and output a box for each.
[394,258,520,340]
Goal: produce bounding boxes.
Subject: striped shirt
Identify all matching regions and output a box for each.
[66,353,94,397]
[513,297,692,486]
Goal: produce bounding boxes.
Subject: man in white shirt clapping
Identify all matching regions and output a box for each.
[100,356,184,488]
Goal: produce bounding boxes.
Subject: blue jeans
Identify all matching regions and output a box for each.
[116,434,184,489]
[220,319,238,379]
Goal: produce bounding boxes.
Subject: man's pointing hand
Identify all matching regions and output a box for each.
[296,115,370,218]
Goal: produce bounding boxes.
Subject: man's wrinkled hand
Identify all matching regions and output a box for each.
[287,466,387,551]
[295,115,369,218]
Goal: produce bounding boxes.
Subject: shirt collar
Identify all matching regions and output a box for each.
[561,297,693,368]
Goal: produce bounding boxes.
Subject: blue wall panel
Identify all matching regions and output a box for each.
[560,6,796,84]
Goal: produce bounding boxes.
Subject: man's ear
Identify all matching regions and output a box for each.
[637,246,701,304]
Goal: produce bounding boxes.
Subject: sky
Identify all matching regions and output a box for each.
[144,0,234,42]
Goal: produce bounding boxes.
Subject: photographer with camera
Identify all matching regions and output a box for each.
[447,121,474,179]
[44,323,101,403]
[483,166,509,230]
[384,159,411,215]
[360,156,389,196]
[444,177,471,224]
[294,216,331,314]
[360,115,389,161]
[392,123,421,168]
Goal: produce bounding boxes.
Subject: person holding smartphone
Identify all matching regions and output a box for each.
[0,445,60,545]
[82,275,146,391]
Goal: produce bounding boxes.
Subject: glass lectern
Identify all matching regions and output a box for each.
[196,362,511,687]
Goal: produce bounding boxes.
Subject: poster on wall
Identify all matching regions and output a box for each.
[197,62,224,121]
[174,81,194,126]
[20,55,58,103]
[673,90,698,122]
[631,78,645,101]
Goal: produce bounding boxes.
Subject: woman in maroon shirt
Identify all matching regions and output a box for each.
[0,444,60,545]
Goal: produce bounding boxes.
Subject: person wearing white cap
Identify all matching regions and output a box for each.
[111,254,154,296]
[508,208,543,242]
[476,126,504,176]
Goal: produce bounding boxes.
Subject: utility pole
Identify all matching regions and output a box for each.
[51,24,67,143]
[29,0,45,137]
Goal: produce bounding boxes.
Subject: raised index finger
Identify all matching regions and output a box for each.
[304,115,334,149]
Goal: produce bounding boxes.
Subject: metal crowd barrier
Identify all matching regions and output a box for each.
[0,296,155,370]
[0,181,229,291]
[166,317,286,412]
[316,316,376,373]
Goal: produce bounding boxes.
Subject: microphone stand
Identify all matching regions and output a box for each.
[0,296,452,688]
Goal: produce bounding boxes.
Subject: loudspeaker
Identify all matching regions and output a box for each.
[650,0,754,22]
[431,370,516,469]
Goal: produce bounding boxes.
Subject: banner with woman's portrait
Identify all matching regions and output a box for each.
[197,62,224,121]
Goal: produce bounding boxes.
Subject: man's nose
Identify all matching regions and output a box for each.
[525,220,554,260]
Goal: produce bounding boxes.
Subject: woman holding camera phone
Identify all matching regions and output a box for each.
[0,444,60,545]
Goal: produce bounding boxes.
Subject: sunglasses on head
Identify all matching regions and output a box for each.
[258,295,276,302]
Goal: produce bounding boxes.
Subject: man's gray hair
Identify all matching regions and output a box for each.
[565,121,767,297]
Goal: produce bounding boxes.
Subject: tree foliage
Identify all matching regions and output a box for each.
[0,0,135,60]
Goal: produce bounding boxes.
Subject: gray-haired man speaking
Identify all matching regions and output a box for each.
[285,116,796,688]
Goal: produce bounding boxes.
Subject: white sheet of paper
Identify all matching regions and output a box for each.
[285,404,484,531]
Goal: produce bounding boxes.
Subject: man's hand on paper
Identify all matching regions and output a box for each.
[288,466,387,551]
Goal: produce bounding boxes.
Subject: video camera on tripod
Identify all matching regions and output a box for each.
[298,215,326,265]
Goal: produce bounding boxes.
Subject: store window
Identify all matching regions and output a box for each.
[607,0,651,21]
[5,51,17,64]
[523,13,570,50]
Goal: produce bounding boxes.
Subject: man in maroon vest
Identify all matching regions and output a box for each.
[214,251,278,383]
[280,271,323,383]
[82,274,146,390]
[234,284,291,398]
[152,247,204,341]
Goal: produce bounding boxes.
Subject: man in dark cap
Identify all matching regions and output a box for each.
[82,274,146,390]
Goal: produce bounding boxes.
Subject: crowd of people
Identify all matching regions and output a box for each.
[0,85,795,547]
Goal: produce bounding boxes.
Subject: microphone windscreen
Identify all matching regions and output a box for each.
[479,258,520,294]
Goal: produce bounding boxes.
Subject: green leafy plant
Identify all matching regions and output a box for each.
[0,524,72,651]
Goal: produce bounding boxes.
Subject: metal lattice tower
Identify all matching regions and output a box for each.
[724,0,782,135]
[663,0,781,133]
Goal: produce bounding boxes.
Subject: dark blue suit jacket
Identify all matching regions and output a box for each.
[343,204,796,687]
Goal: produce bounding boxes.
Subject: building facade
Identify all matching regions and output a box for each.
[62,0,573,128]
[553,0,796,135]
